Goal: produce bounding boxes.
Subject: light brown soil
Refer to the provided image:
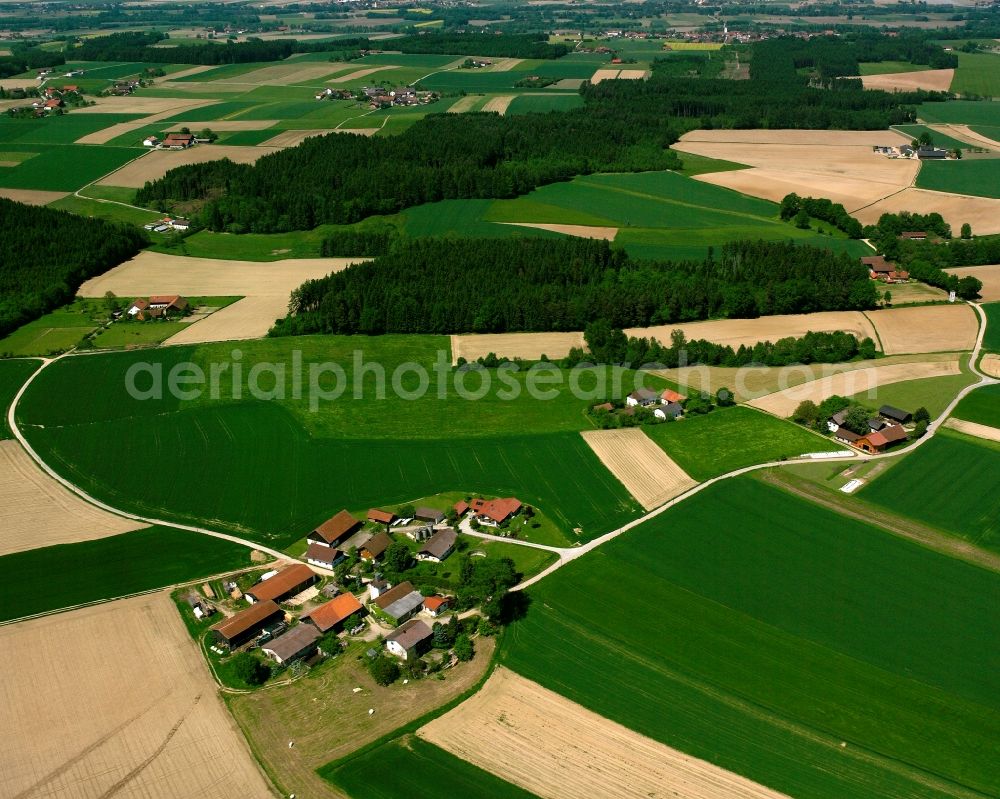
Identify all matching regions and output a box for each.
[82,96,222,114]
[328,66,395,84]
[0,78,43,89]
[75,99,221,144]
[447,95,480,113]
[215,63,352,86]
[946,264,1000,302]
[748,359,962,416]
[651,352,960,402]
[481,95,516,114]
[165,295,297,344]
[866,303,979,355]
[0,440,146,557]
[861,68,955,92]
[161,65,217,81]
[258,128,330,147]
[853,188,1000,236]
[228,637,495,799]
[581,428,697,509]
[0,188,68,205]
[97,145,282,188]
[499,222,618,240]
[449,331,585,364]
[419,666,792,799]
[488,58,524,72]
[0,592,276,798]
[590,68,621,84]
[945,417,1000,443]
[172,119,281,132]
[617,69,650,79]
[981,354,1000,378]
[674,129,916,211]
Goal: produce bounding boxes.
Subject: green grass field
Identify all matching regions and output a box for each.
[505,94,584,114]
[643,406,843,480]
[950,51,1000,98]
[89,320,189,348]
[858,61,933,76]
[0,143,139,191]
[984,302,1000,352]
[0,358,38,438]
[952,383,1000,427]
[499,476,1000,799]
[847,372,977,419]
[0,114,142,146]
[861,430,1000,553]
[0,526,256,622]
[47,194,161,226]
[916,159,1000,199]
[0,308,97,356]
[16,341,644,547]
[326,736,538,799]
[917,100,1000,127]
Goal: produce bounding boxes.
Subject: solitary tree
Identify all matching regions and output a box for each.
[883,290,892,306]
[961,222,972,239]
[792,399,819,426]
[103,290,119,314]
[453,634,474,662]
[914,406,930,423]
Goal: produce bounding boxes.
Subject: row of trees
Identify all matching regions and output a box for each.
[273,238,879,337]
[0,199,146,339]
[583,321,875,369]
[780,193,863,238]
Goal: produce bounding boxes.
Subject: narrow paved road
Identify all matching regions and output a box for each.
[7,301,996,596]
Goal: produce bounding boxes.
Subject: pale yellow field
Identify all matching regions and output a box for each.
[81,96,221,114]
[980,354,1000,378]
[0,593,275,798]
[486,58,524,72]
[214,63,349,85]
[590,68,621,84]
[161,65,217,81]
[946,264,1000,302]
[581,428,697,509]
[945,417,1000,443]
[0,77,43,89]
[165,295,296,344]
[0,188,68,205]
[867,303,979,354]
[499,222,618,240]
[674,129,916,211]
[97,145,282,187]
[447,95,480,113]
[75,99,221,144]
[328,65,395,83]
[0,440,146,557]
[748,359,962,417]
[853,188,1000,235]
[171,119,281,132]
[861,68,955,92]
[258,128,329,147]
[420,667,792,799]
[617,69,650,79]
[482,95,516,114]
[450,331,585,364]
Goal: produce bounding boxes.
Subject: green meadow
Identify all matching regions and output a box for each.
[861,430,1000,553]
[858,61,933,76]
[506,94,585,114]
[952,383,1000,427]
[917,100,1000,127]
[950,51,1000,98]
[0,307,97,356]
[983,302,1000,352]
[916,159,1000,199]
[17,341,644,547]
[0,359,38,438]
[499,477,1000,799]
[643,406,843,480]
[0,526,257,622]
[0,143,138,191]
[326,736,538,799]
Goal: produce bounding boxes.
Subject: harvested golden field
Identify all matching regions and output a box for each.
[674,128,917,211]
[482,95,516,114]
[0,440,146,556]
[258,128,329,147]
[590,68,621,84]
[171,119,280,132]
[76,99,221,144]
[420,667,791,799]
[165,295,294,344]
[447,95,480,113]
[97,145,282,188]
[944,417,1000,443]
[980,354,1000,378]
[581,428,697,509]
[214,63,349,85]
[853,188,1000,235]
[229,637,495,799]
[82,96,220,114]
[0,77,43,90]
[487,58,524,72]
[617,69,650,79]
[748,359,962,417]
[499,222,618,240]
[0,593,275,799]
[946,264,1000,302]
[866,303,979,354]
[449,331,584,364]
[162,65,217,80]
[861,68,955,92]
[328,66,395,83]
[651,352,959,402]
[0,187,68,205]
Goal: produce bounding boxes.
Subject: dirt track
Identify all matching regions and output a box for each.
[0,440,146,556]
[98,145,282,188]
[674,129,916,211]
[419,666,792,799]
[581,428,697,509]
[946,264,1000,302]
[945,417,1000,443]
[866,303,979,355]
[748,359,962,416]
[860,68,954,92]
[0,592,275,798]
[450,331,585,364]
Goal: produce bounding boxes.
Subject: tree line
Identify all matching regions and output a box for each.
[271,238,879,337]
[0,199,146,342]
[780,193,863,238]
[74,31,297,65]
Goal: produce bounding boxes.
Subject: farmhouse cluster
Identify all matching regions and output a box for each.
[123,294,189,320]
[873,143,952,160]
[827,404,914,453]
[591,387,689,425]
[860,254,911,284]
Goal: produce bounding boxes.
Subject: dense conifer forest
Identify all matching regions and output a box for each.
[273,238,878,336]
[0,200,146,338]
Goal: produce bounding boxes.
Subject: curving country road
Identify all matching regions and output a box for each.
[6,302,996,598]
